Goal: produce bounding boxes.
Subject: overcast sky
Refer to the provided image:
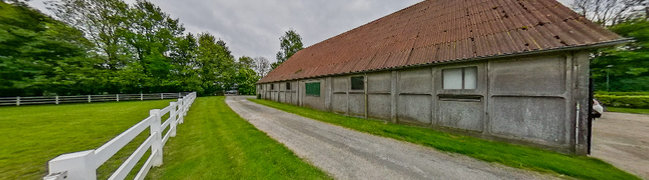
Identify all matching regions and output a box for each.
[26,0,573,63]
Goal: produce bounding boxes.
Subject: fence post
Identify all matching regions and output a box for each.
[160,93,164,99]
[44,150,96,180]
[116,94,119,102]
[169,102,177,137]
[55,96,59,105]
[149,109,163,167]
[177,98,184,124]
[16,96,20,106]
[140,93,143,101]
[88,95,91,103]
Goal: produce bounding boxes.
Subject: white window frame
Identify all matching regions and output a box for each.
[442,66,478,90]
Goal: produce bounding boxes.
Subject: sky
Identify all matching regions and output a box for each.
[26,0,573,63]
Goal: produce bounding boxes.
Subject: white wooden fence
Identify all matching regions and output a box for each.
[0,92,191,106]
[43,92,197,180]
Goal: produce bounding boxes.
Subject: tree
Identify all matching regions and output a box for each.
[0,1,102,96]
[253,56,270,77]
[195,33,235,95]
[572,0,648,26]
[273,30,303,69]
[591,19,649,91]
[233,56,260,95]
[48,0,131,69]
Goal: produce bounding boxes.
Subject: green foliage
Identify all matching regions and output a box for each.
[234,56,259,95]
[273,30,303,69]
[146,97,329,179]
[0,1,104,96]
[250,98,640,180]
[606,107,649,114]
[0,1,261,96]
[595,91,649,96]
[595,94,649,108]
[591,19,649,92]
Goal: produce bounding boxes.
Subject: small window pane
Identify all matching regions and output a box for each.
[443,68,463,89]
[464,67,477,89]
[286,82,291,90]
[271,84,275,90]
[351,76,364,90]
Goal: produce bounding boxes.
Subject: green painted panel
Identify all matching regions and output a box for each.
[306,82,320,97]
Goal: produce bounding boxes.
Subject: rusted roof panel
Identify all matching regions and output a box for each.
[259,0,624,83]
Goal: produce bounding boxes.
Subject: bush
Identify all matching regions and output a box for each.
[595,95,649,108]
[595,91,649,96]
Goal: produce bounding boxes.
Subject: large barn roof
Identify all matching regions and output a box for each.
[259,0,625,83]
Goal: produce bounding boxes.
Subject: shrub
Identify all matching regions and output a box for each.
[595,95,649,109]
[595,91,649,96]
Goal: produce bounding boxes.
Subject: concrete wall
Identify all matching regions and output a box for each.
[258,51,591,155]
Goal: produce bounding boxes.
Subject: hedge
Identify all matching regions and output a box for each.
[595,91,649,96]
[595,95,649,109]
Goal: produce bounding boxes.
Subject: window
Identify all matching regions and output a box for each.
[351,76,364,90]
[305,82,321,97]
[286,82,291,90]
[443,67,477,90]
[270,84,274,90]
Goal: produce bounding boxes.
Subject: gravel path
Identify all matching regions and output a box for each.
[592,112,649,179]
[225,96,556,180]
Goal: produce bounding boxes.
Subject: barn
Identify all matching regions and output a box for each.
[256,0,628,155]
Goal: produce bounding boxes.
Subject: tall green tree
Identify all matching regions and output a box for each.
[0,1,102,96]
[49,0,131,69]
[196,33,235,95]
[591,19,649,91]
[233,56,260,95]
[273,30,303,69]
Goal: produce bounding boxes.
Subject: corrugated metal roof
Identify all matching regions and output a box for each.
[259,0,624,83]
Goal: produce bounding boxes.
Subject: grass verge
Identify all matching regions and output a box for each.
[249,98,639,180]
[0,100,172,180]
[606,107,649,114]
[146,96,329,179]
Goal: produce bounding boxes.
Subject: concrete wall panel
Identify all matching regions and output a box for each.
[348,94,365,116]
[302,79,326,111]
[399,68,433,93]
[368,94,390,119]
[368,72,391,93]
[437,100,483,131]
[489,56,565,95]
[398,94,431,124]
[332,94,348,114]
[489,96,566,145]
[333,76,348,93]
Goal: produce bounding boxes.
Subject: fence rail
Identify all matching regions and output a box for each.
[0,93,191,106]
[43,92,197,180]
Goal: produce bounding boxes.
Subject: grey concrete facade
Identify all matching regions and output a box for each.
[257,51,592,155]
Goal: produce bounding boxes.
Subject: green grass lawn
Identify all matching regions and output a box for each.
[0,100,172,180]
[146,96,329,179]
[606,107,649,114]
[249,98,639,180]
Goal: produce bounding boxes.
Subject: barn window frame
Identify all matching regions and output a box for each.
[270,84,275,90]
[286,82,291,90]
[305,82,321,97]
[350,76,365,90]
[442,66,477,90]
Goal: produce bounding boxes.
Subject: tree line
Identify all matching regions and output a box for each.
[0,0,304,97]
[572,0,649,91]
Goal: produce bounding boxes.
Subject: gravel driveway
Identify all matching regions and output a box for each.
[225,96,556,180]
[592,112,649,179]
